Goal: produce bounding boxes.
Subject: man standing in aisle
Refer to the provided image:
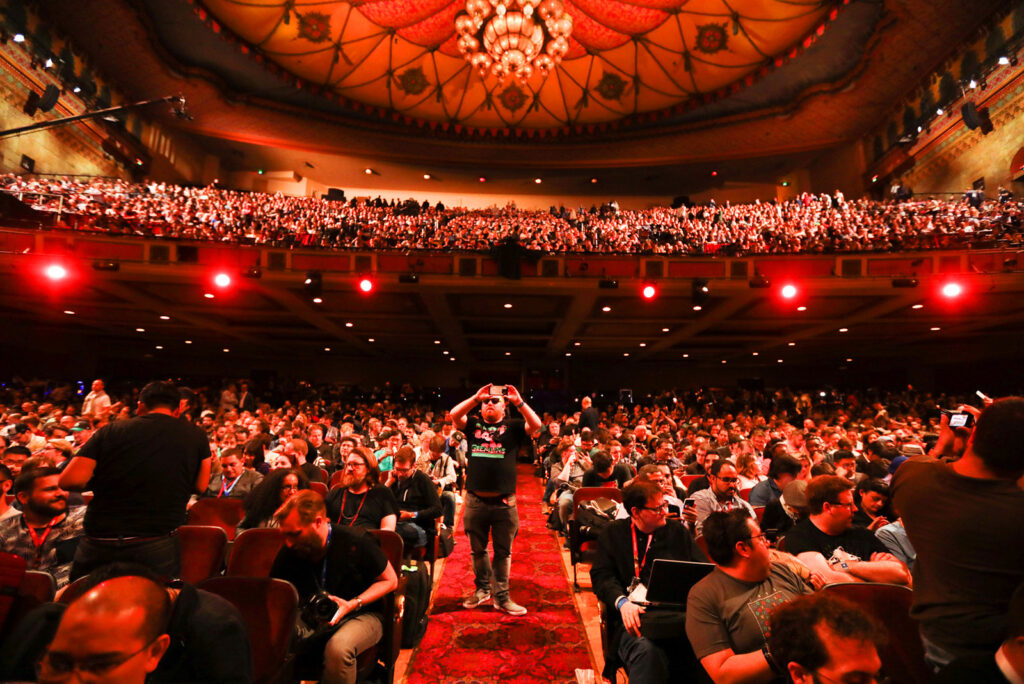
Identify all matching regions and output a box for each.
[450,384,542,615]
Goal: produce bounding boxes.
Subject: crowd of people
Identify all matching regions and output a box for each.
[0,375,1022,684]
[3,174,1022,256]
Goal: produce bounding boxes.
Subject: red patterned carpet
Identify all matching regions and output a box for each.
[404,464,595,683]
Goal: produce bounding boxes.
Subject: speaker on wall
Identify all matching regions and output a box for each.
[961,102,981,130]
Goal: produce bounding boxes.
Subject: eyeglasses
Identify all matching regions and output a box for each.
[640,503,669,513]
[344,461,367,470]
[482,398,503,405]
[392,466,415,474]
[828,500,857,510]
[38,637,158,680]
[715,476,740,484]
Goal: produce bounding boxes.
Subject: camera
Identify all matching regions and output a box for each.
[941,409,975,429]
[303,591,339,625]
[489,385,508,396]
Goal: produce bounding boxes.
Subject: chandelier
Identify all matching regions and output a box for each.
[455,0,574,82]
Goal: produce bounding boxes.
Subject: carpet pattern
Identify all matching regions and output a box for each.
[404,464,595,683]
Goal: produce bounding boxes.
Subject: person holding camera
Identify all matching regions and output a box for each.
[450,384,542,616]
[270,490,398,683]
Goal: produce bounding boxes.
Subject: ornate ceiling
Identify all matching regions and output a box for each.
[199,0,838,130]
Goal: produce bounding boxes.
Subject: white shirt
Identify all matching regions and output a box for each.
[82,390,110,418]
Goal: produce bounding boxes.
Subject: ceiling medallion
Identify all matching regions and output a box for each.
[454,0,573,83]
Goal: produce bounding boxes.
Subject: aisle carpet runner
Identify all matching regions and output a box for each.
[404,464,595,683]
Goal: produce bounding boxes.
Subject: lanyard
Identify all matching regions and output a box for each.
[319,525,333,589]
[337,489,367,527]
[631,523,654,580]
[219,474,242,497]
[27,516,62,566]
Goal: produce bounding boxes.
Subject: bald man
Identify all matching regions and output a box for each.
[38,576,171,684]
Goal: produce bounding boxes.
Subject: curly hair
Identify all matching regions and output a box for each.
[239,467,310,530]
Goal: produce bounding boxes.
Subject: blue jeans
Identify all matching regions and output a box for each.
[396,520,429,549]
[463,492,518,598]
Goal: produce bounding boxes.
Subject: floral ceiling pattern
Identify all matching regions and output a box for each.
[198,0,841,130]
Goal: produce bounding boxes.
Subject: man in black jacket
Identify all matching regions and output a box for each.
[590,481,709,683]
[386,446,442,550]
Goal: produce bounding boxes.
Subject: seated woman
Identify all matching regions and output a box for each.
[237,467,311,531]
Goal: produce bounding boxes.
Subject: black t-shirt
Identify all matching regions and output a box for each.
[582,463,630,489]
[271,524,388,613]
[325,485,398,530]
[465,416,527,495]
[77,413,209,537]
[781,518,887,561]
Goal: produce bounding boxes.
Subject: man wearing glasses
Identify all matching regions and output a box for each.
[780,475,910,586]
[385,446,441,550]
[591,481,708,683]
[450,384,542,616]
[325,448,398,531]
[690,460,756,535]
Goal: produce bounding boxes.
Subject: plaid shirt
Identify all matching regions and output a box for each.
[0,506,86,587]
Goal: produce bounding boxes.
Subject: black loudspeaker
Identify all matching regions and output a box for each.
[325,188,346,202]
[38,85,59,112]
[962,102,981,130]
[978,107,994,135]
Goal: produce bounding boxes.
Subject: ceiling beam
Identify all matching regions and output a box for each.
[420,292,472,362]
[255,284,379,356]
[546,290,599,357]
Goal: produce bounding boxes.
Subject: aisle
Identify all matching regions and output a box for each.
[403,464,595,683]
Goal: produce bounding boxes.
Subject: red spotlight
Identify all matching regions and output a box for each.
[213,272,232,288]
[44,264,68,281]
[358,278,374,294]
[642,284,657,300]
[780,284,798,299]
[941,282,963,298]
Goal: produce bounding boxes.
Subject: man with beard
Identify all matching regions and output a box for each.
[691,460,756,536]
[271,490,398,683]
[200,448,263,500]
[450,384,542,616]
[325,447,398,531]
[385,446,441,550]
[0,467,85,587]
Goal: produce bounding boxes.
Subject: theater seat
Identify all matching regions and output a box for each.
[0,566,56,644]
[177,525,228,584]
[187,498,246,541]
[329,470,346,490]
[226,528,285,577]
[569,487,623,592]
[310,481,328,498]
[821,582,933,684]
[680,474,702,488]
[359,529,405,684]
[739,487,753,502]
[198,576,299,684]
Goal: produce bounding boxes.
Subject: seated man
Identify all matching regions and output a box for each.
[591,481,708,683]
[781,475,911,585]
[0,467,85,587]
[686,509,813,684]
[35,575,171,684]
[851,478,891,531]
[768,593,885,684]
[201,448,262,499]
[271,490,398,683]
[748,454,802,507]
[385,446,441,550]
[581,449,630,489]
[326,447,398,531]
[691,460,756,536]
[0,562,252,684]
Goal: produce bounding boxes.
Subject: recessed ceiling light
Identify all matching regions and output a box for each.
[204,293,215,299]
[930,327,941,331]
[846,358,853,362]
[312,297,323,304]
[682,353,689,358]
[623,352,630,357]
[590,177,598,184]
[752,352,759,356]
[159,315,170,320]
[185,340,192,344]
[505,352,511,356]
[364,168,373,175]
[565,352,572,357]
[787,342,796,346]
[692,305,702,311]
[639,343,646,348]
[574,341,581,347]
[912,304,924,309]
[433,339,440,344]
[443,351,449,355]
[136,328,145,333]
[63,310,75,315]
[778,359,784,363]
[503,303,512,309]
[721,360,727,364]
[602,306,611,312]
[324,347,331,352]
[368,338,375,342]
[534,178,542,184]
[345,322,354,327]
[423,173,431,180]
[796,306,807,312]
[223,348,230,352]
[662,327,670,332]
[449,357,456,361]
[155,345,163,350]
[838,328,848,333]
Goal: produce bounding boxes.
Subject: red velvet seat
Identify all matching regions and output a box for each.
[569,487,623,592]
[178,525,228,584]
[310,481,328,498]
[187,497,246,541]
[226,527,285,577]
[359,530,404,684]
[679,474,702,488]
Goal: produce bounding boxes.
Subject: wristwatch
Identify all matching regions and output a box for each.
[355,596,364,610]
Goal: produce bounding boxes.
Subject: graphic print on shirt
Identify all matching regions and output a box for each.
[745,591,789,639]
[470,421,507,460]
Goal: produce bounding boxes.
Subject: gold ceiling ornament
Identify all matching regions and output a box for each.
[454,0,573,83]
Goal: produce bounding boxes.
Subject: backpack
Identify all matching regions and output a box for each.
[574,497,618,540]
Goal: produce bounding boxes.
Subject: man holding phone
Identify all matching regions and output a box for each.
[450,384,542,615]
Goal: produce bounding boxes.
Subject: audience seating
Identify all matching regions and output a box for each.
[226,527,285,577]
[739,487,753,502]
[568,487,624,592]
[310,481,328,498]
[822,582,933,684]
[317,467,330,483]
[198,576,299,684]
[680,474,702,488]
[178,524,228,584]
[360,529,405,684]
[187,497,246,541]
[57,575,90,604]
[0,566,56,644]
[329,470,346,490]
[753,506,765,524]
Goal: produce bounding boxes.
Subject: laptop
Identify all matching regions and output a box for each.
[634,559,715,609]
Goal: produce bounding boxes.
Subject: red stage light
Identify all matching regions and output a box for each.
[780,284,798,299]
[358,278,374,293]
[642,284,657,299]
[213,272,232,288]
[44,264,67,281]
[941,282,962,298]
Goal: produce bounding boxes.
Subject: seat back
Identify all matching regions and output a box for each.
[571,486,624,514]
[680,474,702,488]
[198,576,299,684]
[753,506,765,524]
[178,525,228,584]
[739,487,753,502]
[186,498,246,541]
[317,468,330,484]
[0,568,56,643]
[226,528,285,577]
[365,529,404,683]
[822,583,933,684]
[329,470,346,490]
[310,481,328,498]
